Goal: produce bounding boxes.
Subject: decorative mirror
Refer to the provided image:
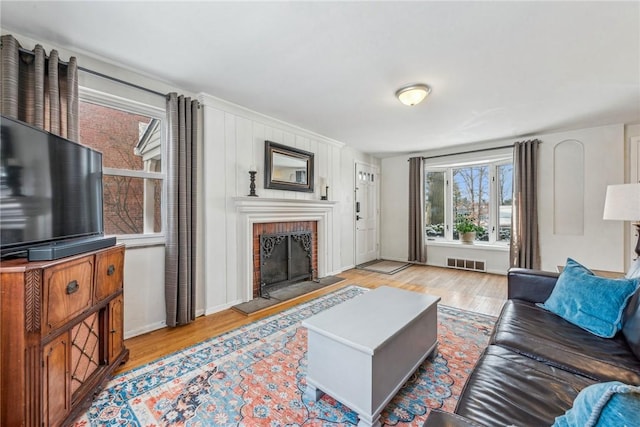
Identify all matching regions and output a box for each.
[264,141,314,192]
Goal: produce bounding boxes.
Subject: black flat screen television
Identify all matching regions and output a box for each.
[0,115,107,259]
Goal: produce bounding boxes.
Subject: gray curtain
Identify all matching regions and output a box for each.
[165,93,199,327]
[1,34,78,140]
[510,139,541,269]
[408,156,426,263]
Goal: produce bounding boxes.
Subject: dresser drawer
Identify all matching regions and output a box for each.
[94,246,124,302]
[43,256,94,334]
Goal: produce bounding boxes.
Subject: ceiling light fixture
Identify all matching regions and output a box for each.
[395,83,431,106]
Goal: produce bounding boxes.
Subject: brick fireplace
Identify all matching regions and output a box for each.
[234,197,337,302]
[252,221,318,298]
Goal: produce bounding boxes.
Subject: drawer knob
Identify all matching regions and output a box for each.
[107,265,115,276]
[66,280,79,295]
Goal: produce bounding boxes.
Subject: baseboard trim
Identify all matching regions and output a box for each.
[331,266,352,275]
[124,320,167,339]
[205,299,244,316]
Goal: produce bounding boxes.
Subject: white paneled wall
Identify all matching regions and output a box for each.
[538,125,625,272]
[553,140,585,236]
[199,93,378,315]
[380,124,627,275]
[122,245,166,338]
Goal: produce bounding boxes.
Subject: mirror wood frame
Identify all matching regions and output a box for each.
[264,141,315,193]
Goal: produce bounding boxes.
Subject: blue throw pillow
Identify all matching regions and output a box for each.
[538,258,639,338]
[553,381,640,427]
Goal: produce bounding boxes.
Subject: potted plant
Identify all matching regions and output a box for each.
[455,214,482,244]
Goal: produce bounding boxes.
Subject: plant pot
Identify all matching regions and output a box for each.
[460,231,476,244]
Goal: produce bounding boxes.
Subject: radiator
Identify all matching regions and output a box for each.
[446,257,487,273]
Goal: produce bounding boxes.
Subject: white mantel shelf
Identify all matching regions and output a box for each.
[233,197,338,209]
[233,196,338,302]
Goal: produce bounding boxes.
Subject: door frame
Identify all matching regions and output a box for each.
[354,161,381,265]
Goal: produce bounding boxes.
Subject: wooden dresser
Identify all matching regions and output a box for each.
[0,244,129,426]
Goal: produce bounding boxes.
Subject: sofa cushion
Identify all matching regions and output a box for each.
[490,300,640,384]
[507,268,559,303]
[552,381,640,427]
[423,409,487,427]
[622,288,640,359]
[537,258,638,338]
[454,345,595,427]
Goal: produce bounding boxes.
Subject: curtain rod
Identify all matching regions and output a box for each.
[17,46,167,98]
[412,140,541,161]
[79,66,167,98]
[421,144,515,160]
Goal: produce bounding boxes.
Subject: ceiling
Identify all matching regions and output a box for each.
[2,1,639,157]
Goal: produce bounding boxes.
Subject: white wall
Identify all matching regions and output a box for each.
[380,124,629,275]
[9,29,634,337]
[624,124,640,269]
[4,30,380,337]
[199,94,379,314]
[122,245,166,338]
[380,155,409,261]
[538,125,625,272]
[380,143,512,274]
[1,30,197,338]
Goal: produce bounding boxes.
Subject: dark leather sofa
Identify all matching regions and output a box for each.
[425,268,640,427]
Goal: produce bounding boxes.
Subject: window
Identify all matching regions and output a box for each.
[425,171,445,238]
[78,90,165,240]
[425,159,513,244]
[497,163,513,242]
[453,165,490,240]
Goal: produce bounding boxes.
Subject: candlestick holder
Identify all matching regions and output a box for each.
[321,185,329,200]
[248,171,258,197]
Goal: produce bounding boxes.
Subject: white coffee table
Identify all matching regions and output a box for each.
[302,286,440,427]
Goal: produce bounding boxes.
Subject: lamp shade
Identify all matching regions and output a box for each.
[395,84,431,106]
[603,183,640,221]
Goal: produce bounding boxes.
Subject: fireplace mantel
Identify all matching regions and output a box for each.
[233,197,338,301]
[233,197,337,210]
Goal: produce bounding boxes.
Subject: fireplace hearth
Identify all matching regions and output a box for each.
[234,197,334,302]
[260,231,313,298]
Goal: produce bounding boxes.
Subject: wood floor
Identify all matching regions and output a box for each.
[116,264,507,374]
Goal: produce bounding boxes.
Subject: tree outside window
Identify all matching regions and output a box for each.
[78,99,163,236]
[424,159,512,244]
[425,171,445,238]
[453,166,489,241]
[497,163,513,242]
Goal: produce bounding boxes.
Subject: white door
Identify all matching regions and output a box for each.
[355,163,378,265]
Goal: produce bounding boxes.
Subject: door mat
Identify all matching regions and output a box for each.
[357,259,412,274]
[231,275,345,315]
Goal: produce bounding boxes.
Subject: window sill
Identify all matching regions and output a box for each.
[426,240,509,252]
[110,234,166,249]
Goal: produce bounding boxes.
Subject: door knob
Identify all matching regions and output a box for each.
[356,215,362,221]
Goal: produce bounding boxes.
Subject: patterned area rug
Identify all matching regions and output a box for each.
[73,286,495,426]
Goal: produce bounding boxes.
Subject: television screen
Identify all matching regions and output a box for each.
[0,115,104,257]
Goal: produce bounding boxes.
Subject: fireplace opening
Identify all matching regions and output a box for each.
[260,231,313,298]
